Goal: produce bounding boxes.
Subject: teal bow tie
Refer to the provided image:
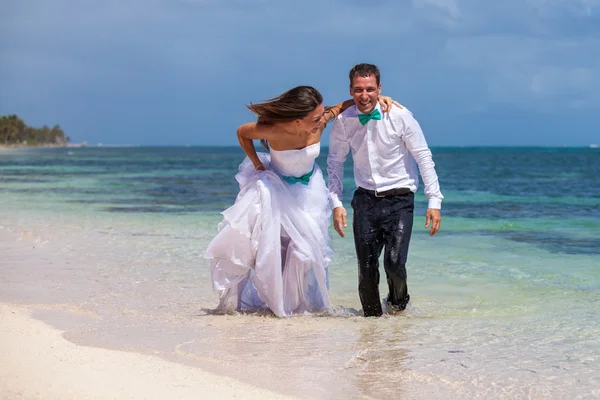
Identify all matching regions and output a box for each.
[358,108,382,125]
[281,165,315,185]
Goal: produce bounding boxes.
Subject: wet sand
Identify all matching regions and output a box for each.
[0,303,294,400]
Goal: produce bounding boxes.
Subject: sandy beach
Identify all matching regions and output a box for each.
[0,219,297,400]
[0,303,294,400]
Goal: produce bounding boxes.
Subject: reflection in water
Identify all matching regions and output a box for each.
[171,313,412,400]
[173,314,357,399]
[351,321,408,400]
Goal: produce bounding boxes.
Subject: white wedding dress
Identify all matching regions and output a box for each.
[205,142,333,317]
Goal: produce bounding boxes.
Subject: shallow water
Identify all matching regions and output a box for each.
[1,146,599,399]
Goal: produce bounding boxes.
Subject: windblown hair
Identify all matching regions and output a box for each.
[246,86,323,149]
[349,63,381,86]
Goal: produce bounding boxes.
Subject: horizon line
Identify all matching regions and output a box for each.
[60,144,600,149]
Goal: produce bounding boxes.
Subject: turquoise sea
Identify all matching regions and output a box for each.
[1,146,599,399]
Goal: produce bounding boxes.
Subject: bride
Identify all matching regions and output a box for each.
[205,86,398,317]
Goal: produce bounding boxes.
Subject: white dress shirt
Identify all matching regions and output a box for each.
[327,103,443,210]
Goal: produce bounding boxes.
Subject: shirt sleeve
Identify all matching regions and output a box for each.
[327,117,350,209]
[401,111,444,209]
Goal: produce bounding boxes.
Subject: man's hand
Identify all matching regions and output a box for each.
[333,206,348,238]
[425,208,441,236]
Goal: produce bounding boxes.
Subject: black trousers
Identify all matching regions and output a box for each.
[351,189,414,317]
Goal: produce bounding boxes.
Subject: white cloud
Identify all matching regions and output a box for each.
[444,36,600,110]
[529,67,594,96]
[412,0,461,19]
[2,0,600,118]
[527,0,600,17]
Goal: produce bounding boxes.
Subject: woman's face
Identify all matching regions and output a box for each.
[297,104,325,135]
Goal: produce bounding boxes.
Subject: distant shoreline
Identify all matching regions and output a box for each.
[0,143,88,149]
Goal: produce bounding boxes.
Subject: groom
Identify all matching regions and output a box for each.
[327,63,443,317]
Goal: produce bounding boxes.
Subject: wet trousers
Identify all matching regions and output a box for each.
[351,189,414,317]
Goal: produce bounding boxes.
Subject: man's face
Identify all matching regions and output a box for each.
[298,103,325,135]
[350,75,381,114]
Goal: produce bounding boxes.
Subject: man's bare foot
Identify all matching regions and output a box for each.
[384,301,408,316]
[388,309,405,316]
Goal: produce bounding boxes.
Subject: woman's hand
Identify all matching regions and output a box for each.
[378,96,403,112]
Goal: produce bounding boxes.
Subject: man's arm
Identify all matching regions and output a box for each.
[400,110,443,236]
[327,117,350,237]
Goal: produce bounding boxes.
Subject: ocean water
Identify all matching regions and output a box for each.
[1,146,599,399]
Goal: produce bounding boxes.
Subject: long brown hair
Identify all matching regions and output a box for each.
[246,86,323,149]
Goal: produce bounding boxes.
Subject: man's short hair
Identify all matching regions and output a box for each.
[349,63,381,86]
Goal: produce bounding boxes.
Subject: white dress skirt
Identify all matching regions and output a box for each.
[205,143,333,317]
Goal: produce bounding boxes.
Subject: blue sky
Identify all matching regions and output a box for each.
[1,0,599,146]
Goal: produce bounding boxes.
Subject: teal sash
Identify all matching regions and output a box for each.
[281,165,315,185]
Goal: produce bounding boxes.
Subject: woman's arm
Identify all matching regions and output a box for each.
[323,99,355,124]
[236,123,277,170]
[323,96,403,125]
